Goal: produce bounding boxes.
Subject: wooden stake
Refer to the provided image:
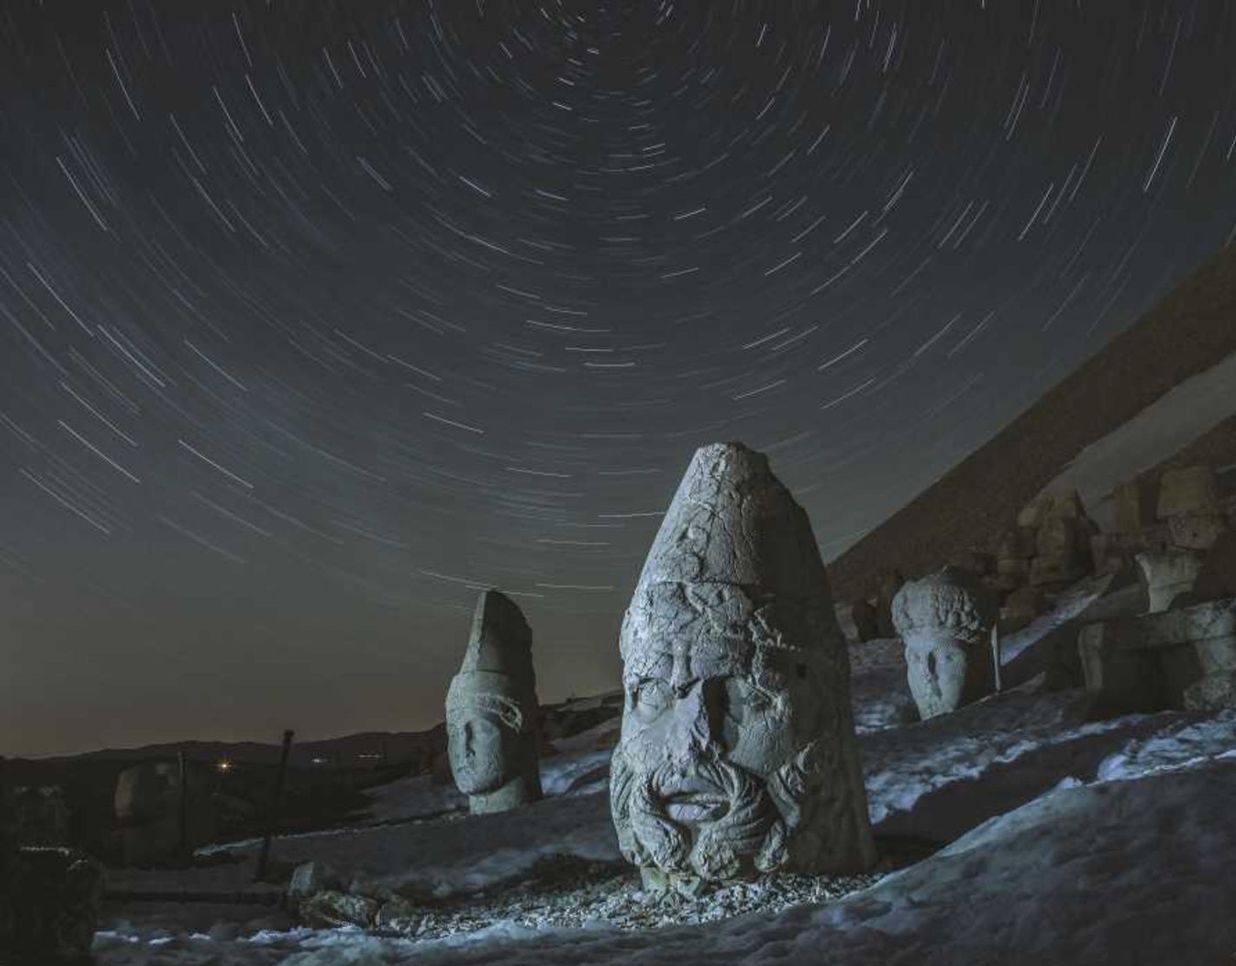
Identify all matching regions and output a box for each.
[254,729,294,882]
[991,625,1003,693]
[177,751,189,862]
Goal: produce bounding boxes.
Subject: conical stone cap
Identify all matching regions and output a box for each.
[459,588,535,684]
[623,442,839,659]
[635,442,830,598]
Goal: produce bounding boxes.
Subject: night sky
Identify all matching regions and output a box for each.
[3,1,1236,757]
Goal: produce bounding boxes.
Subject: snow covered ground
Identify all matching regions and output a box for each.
[91,614,1236,964]
[1034,347,1236,529]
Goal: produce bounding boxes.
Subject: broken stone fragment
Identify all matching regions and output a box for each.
[1136,549,1205,613]
[288,860,341,899]
[610,441,875,894]
[298,890,379,929]
[446,588,542,815]
[892,567,998,719]
[375,895,422,933]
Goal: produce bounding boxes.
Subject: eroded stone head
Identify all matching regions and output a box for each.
[891,567,997,719]
[446,589,542,813]
[610,442,875,892]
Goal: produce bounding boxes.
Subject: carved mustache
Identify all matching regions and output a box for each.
[612,749,785,882]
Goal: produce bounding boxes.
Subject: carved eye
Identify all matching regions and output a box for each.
[631,679,671,720]
[724,678,773,723]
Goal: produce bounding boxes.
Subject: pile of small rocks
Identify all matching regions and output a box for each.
[295,854,884,941]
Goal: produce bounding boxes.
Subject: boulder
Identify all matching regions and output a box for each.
[298,890,379,929]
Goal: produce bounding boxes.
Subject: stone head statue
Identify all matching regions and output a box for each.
[610,442,875,892]
[892,566,997,719]
[446,589,542,814]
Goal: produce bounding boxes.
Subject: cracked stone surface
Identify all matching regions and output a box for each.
[610,441,875,893]
[446,589,542,815]
[891,567,998,720]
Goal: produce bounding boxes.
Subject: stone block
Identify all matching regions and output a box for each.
[1113,479,1156,533]
[1078,598,1236,713]
[1157,465,1218,519]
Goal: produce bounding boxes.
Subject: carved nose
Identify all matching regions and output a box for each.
[666,682,721,758]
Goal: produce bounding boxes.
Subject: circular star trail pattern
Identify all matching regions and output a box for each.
[2,0,1236,755]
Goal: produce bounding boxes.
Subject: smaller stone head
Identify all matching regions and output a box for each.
[892,567,996,718]
[446,589,542,812]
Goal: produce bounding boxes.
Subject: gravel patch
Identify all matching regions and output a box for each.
[369,856,884,940]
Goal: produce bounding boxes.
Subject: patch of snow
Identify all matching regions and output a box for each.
[1035,347,1236,528]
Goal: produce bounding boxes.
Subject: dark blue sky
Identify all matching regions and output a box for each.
[2,0,1235,756]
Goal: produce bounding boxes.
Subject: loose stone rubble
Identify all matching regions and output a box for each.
[611,442,875,893]
[446,589,543,815]
[292,856,882,939]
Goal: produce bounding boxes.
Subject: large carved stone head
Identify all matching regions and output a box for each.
[446,589,542,814]
[610,443,875,891]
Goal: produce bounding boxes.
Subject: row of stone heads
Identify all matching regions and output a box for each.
[850,464,1235,643]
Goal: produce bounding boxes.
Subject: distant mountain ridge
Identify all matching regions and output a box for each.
[26,691,621,767]
[827,242,1236,604]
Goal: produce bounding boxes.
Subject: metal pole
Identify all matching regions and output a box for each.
[177,751,189,862]
[254,729,294,882]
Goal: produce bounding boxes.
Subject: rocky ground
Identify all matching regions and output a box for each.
[365,855,884,941]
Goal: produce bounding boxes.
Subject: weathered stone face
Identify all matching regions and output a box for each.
[446,589,542,814]
[892,567,997,719]
[610,443,874,892]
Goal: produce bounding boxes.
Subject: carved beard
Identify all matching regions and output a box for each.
[610,745,788,883]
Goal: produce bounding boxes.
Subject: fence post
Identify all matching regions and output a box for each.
[254,729,294,882]
[177,751,189,862]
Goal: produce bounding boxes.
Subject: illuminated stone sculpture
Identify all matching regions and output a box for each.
[446,589,542,815]
[610,442,875,893]
[892,567,997,719]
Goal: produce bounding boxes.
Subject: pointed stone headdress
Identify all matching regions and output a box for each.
[621,441,843,661]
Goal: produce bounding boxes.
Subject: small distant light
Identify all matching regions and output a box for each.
[217,759,232,773]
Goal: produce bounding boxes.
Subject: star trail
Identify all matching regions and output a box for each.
[2,0,1235,755]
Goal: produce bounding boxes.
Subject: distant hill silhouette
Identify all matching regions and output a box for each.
[828,242,1236,603]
